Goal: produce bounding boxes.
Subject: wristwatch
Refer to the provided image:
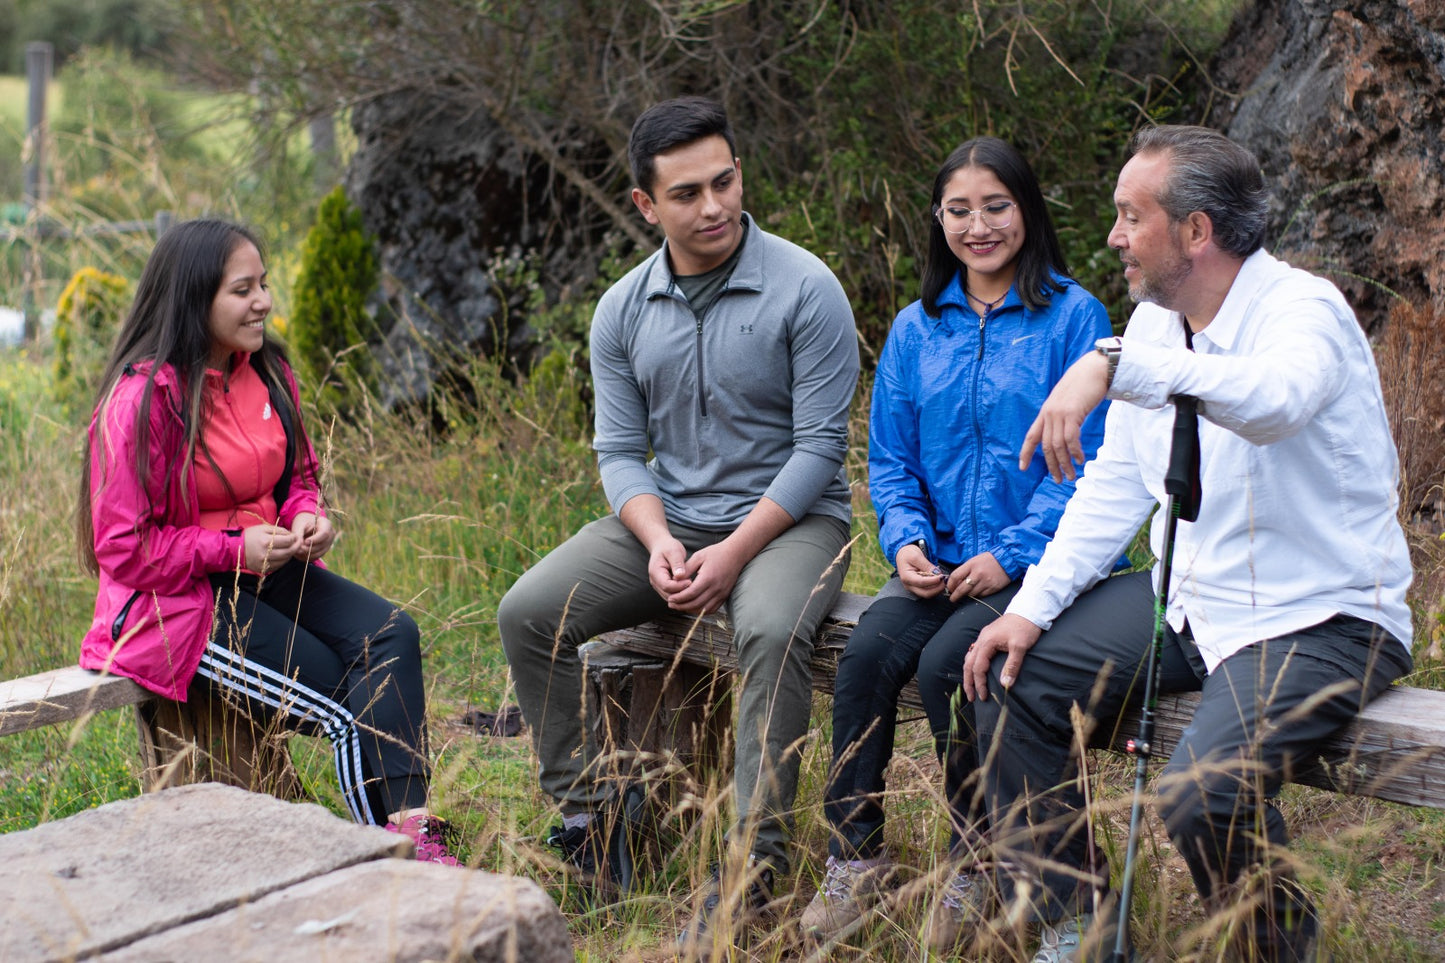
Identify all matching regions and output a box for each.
[1094,336,1123,388]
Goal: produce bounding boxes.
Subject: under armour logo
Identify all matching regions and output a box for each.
[739,323,754,334]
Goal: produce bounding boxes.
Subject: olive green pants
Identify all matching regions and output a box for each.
[498,512,850,875]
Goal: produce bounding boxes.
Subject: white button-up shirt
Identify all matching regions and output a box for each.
[1008,249,1413,671]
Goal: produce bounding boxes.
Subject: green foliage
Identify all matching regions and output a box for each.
[0,0,172,73]
[288,185,380,411]
[0,349,94,690]
[173,0,1244,367]
[518,235,637,360]
[51,264,128,412]
[10,4,1445,956]
[0,48,318,316]
[0,715,140,833]
[47,46,244,233]
[746,0,1227,345]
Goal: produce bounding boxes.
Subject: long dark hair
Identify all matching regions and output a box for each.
[77,219,306,575]
[920,137,1070,317]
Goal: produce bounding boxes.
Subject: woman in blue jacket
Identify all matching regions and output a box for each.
[801,137,1118,951]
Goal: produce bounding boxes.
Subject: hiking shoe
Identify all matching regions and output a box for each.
[800,855,891,941]
[386,814,461,866]
[545,807,637,898]
[675,858,776,961]
[925,868,986,955]
[1033,914,1090,962]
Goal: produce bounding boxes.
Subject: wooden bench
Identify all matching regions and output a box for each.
[0,664,301,798]
[586,591,1445,810]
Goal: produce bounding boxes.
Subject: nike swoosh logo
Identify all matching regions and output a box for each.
[1012,334,1039,345]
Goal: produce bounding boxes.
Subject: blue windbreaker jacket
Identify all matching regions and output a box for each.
[869,271,1119,577]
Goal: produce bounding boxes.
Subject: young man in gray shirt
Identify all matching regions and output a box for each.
[499,96,858,955]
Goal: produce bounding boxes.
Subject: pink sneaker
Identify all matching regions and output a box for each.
[386,814,462,866]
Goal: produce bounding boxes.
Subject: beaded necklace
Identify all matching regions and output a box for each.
[965,288,1007,317]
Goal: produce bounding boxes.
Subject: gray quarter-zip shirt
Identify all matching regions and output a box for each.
[591,213,859,531]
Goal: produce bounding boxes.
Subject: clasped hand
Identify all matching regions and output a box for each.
[647,537,743,615]
[241,512,336,572]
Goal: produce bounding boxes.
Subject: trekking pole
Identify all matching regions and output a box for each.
[1110,395,1202,963]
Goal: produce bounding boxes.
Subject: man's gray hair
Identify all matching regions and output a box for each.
[1131,126,1269,258]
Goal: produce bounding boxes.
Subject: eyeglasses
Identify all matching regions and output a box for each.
[934,200,1016,233]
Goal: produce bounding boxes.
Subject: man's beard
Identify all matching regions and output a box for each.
[1126,244,1192,308]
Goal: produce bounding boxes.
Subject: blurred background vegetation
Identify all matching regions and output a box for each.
[3,1,1445,959]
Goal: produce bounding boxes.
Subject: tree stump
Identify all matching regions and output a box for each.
[581,642,733,827]
[135,678,302,799]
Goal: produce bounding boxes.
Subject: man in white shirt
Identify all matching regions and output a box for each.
[953,126,1414,963]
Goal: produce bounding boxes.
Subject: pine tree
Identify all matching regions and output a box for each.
[289,186,381,412]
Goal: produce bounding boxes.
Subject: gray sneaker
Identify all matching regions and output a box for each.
[800,855,891,941]
[925,869,986,955]
[1033,914,1089,963]
[674,857,775,962]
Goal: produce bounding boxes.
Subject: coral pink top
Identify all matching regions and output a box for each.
[194,361,287,532]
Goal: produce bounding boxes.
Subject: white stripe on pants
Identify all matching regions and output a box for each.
[195,639,373,824]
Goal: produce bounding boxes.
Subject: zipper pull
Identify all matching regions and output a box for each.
[977,312,986,360]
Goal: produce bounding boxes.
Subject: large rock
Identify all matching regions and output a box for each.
[346,89,609,407]
[1205,0,1445,331]
[0,783,571,963]
[0,783,405,960]
[105,859,573,963]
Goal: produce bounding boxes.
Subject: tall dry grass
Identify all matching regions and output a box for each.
[5,299,1445,958]
[6,39,1441,960]
[1377,298,1445,672]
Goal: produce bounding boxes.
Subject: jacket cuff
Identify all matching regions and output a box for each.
[278,493,321,530]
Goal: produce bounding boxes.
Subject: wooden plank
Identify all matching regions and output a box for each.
[0,665,151,736]
[600,591,1445,810]
[1099,688,1445,809]
[595,590,878,698]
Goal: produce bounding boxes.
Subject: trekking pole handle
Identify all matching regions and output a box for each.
[1164,395,1202,521]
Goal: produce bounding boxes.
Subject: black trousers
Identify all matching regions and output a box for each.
[197,558,432,825]
[935,571,1411,961]
[824,578,1020,859]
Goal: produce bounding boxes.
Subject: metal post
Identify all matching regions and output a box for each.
[309,114,338,192]
[22,42,53,343]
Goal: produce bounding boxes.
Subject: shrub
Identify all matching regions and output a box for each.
[288,185,381,412]
[52,265,129,414]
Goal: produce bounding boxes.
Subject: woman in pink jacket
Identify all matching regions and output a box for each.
[77,218,458,865]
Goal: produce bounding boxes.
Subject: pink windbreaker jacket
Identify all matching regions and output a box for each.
[79,356,321,700]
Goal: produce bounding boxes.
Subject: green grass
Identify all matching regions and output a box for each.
[0,75,63,130]
[0,57,323,320]
[5,10,1442,953]
[0,712,138,833]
